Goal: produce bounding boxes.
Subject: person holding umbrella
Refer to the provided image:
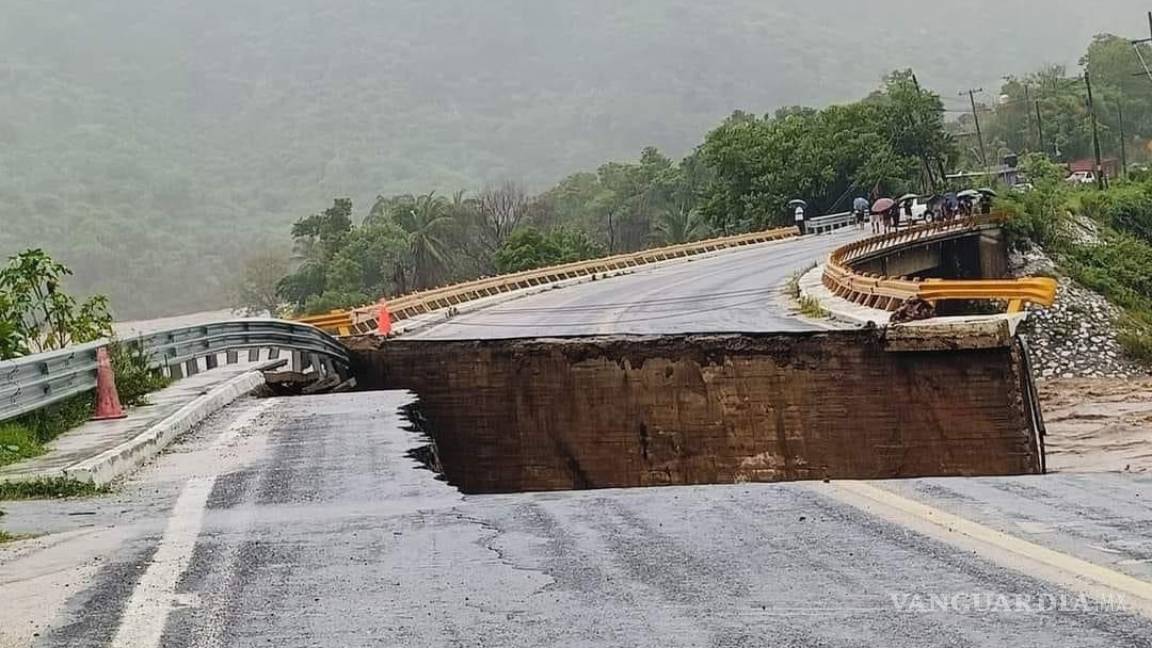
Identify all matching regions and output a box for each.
[977,188,997,215]
[870,197,895,234]
[789,199,807,235]
[852,196,870,230]
[957,189,981,217]
[943,191,959,220]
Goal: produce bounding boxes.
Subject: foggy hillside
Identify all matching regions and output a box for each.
[1,0,1147,317]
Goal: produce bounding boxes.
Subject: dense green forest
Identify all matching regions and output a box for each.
[272,71,953,315]
[1,0,1149,317]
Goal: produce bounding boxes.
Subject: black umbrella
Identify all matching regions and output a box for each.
[977,187,998,197]
[787,199,807,208]
[897,193,919,204]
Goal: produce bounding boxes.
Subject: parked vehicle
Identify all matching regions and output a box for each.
[1066,170,1096,185]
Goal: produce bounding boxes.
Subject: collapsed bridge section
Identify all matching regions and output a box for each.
[347,326,1044,494]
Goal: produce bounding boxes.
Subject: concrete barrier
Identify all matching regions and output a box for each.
[347,331,1045,494]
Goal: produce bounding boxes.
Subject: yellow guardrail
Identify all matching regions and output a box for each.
[298,226,799,335]
[295,311,356,336]
[822,213,1058,314]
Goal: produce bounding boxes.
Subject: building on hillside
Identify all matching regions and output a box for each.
[1067,158,1119,179]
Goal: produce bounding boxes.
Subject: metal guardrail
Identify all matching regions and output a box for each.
[299,226,801,335]
[822,214,1058,313]
[805,211,854,234]
[0,320,348,424]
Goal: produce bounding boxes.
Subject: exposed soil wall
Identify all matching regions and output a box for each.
[347,331,1043,494]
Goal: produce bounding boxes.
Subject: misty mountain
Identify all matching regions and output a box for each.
[1,0,1147,317]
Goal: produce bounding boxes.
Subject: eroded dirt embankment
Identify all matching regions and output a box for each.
[347,331,1044,494]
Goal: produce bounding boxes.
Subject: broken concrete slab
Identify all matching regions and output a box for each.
[347,331,1045,493]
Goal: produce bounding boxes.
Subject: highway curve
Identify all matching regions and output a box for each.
[408,229,864,340]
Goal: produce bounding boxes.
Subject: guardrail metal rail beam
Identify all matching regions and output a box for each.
[0,320,348,424]
[298,225,810,335]
[821,213,1058,314]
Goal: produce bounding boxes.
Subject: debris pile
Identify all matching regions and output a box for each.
[263,370,356,396]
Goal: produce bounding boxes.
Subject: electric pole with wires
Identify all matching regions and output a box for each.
[1035,100,1047,158]
[961,88,988,172]
[1117,98,1128,178]
[1131,11,1152,83]
[1084,71,1106,190]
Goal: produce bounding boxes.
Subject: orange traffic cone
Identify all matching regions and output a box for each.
[377,299,393,337]
[91,347,127,421]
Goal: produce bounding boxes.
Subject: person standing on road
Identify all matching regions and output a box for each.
[794,204,806,235]
[853,197,869,230]
[944,192,958,220]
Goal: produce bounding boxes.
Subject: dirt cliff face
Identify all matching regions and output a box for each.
[347,332,1043,494]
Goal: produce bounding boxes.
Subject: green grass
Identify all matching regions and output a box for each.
[785,262,818,300]
[109,341,172,407]
[0,395,92,469]
[0,530,15,544]
[0,342,171,470]
[798,295,829,319]
[785,272,802,299]
[0,478,109,501]
[1115,321,1152,364]
[0,423,47,467]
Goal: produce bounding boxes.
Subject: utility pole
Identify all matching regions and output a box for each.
[1084,71,1107,190]
[961,88,989,171]
[1022,85,1033,153]
[1130,12,1152,84]
[910,73,937,192]
[1117,99,1128,178]
[1035,100,1047,158]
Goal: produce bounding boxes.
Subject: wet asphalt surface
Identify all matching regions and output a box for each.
[407,229,862,340]
[5,392,1151,648]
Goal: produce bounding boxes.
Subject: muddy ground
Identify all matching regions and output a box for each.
[1041,377,1152,473]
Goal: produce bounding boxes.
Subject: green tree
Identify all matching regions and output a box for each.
[371,192,459,291]
[493,228,605,273]
[0,249,112,358]
[232,250,290,317]
[276,199,407,313]
[697,76,942,234]
[290,198,354,263]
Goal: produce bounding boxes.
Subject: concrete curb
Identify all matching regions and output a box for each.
[798,264,890,327]
[799,263,1029,337]
[60,370,267,485]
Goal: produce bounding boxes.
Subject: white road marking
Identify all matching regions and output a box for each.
[110,401,271,648]
[109,477,213,648]
[821,480,1152,617]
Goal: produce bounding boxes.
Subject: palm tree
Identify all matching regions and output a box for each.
[655,208,709,245]
[390,192,457,291]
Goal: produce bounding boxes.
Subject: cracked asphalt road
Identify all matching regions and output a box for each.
[4,392,1151,648]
